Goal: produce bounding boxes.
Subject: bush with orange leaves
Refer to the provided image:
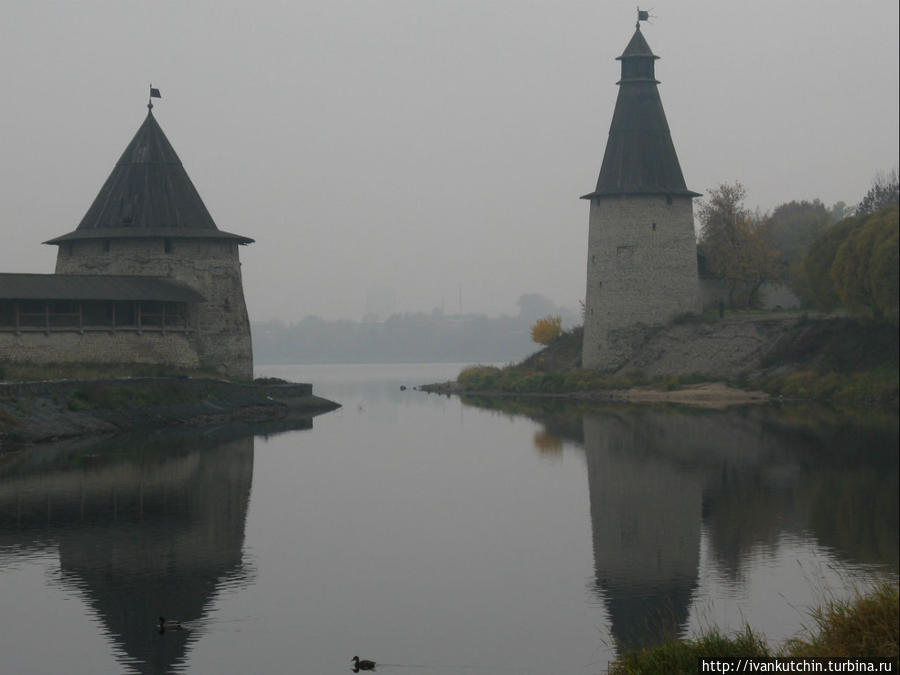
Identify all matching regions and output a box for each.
[530,315,563,345]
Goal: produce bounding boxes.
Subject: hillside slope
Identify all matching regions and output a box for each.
[522,314,897,382]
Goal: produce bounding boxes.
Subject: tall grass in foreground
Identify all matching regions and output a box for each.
[608,584,899,674]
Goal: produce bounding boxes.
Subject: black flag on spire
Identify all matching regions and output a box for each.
[150,87,161,99]
[637,8,649,22]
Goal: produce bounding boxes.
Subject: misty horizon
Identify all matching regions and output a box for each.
[2,1,897,323]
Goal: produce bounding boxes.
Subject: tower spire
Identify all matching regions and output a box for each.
[582,21,698,199]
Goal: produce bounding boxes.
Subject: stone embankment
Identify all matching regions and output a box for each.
[0,377,339,449]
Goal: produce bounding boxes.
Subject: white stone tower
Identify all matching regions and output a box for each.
[582,23,700,370]
[45,104,254,379]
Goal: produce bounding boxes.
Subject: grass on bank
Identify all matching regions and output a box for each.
[756,368,899,409]
[608,584,899,674]
[65,380,199,411]
[459,361,899,410]
[457,364,711,395]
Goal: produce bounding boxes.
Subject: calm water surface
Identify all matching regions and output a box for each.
[1,363,897,674]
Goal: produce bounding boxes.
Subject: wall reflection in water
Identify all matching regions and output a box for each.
[465,397,899,652]
[0,423,279,674]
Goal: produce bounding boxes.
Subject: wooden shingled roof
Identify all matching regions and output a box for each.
[45,109,252,245]
[0,273,205,303]
[583,27,699,200]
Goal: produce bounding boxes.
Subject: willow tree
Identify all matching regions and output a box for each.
[831,206,899,319]
[805,206,899,319]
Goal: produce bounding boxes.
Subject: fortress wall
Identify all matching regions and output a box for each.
[56,238,252,379]
[0,330,199,369]
[583,195,700,370]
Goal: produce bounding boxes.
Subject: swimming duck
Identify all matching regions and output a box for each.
[351,655,376,671]
[157,616,183,632]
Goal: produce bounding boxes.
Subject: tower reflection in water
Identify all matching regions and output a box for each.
[470,397,899,652]
[583,407,898,651]
[0,422,294,674]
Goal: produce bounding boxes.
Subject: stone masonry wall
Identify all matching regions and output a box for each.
[55,238,253,379]
[583,195,700,370]
[0,331,199,369]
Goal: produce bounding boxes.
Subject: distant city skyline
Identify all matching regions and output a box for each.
[1,1,897,322]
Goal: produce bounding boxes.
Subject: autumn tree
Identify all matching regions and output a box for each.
[697,182,781,309]
[531,315,563,345]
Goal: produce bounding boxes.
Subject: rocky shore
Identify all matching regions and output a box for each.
[0,377,340,449]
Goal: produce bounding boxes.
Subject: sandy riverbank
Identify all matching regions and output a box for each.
[418,380,769,409]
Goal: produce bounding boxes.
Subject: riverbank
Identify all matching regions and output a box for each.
[419,314,899,410]
[0,377,340,449]
[419,379,769,409]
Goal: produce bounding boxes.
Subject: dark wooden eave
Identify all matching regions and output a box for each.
[44,227,253,246]
[0,273,205,303]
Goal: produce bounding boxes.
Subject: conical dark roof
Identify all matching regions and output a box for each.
[46,107,252,244]
[583,27,699,200]
[618,28,658,61]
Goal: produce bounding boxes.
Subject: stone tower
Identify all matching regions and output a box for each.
[582,24,700,370]
[45,105,254,379]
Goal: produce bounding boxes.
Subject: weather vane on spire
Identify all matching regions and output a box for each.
[148,84,161,111]
[636,7,652,29]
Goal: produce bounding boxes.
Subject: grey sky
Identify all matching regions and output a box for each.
[1,1,897,322]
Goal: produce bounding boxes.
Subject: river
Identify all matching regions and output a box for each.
[0,363,897,674]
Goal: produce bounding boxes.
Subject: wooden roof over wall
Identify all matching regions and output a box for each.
[0,273,205,302]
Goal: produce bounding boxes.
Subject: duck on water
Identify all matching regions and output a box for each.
[157,617,183,633]
[352,655,376,671]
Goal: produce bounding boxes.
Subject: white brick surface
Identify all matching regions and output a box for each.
[583,195,700,370]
